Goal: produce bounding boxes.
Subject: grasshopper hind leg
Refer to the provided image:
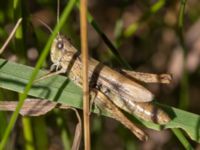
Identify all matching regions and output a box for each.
[91,89,149,141]
[89,89,102,116]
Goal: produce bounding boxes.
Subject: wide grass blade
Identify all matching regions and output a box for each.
[0,58,199,145]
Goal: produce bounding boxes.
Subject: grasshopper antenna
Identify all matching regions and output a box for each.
[57,0,60,36]
[0,18,22,54]
[35,18,53,34]
[33,0,60,36]
[34,0,62,83]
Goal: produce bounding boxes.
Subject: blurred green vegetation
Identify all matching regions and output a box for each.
[0,0,200,149]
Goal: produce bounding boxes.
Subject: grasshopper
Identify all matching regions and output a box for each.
[41,34,171,140]
[38,1,171,129]
[50,35,171,121]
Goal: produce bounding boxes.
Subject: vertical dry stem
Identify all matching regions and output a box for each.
[80,0,91,149]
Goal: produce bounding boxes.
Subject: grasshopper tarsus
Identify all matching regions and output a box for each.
[159,73,173,84]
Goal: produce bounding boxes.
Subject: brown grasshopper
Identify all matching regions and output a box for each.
[38,34,171,140]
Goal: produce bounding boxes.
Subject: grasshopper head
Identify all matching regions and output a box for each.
[50,35,72,65]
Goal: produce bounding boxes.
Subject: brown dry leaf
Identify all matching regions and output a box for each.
[0,99,56,116]
[67,107,82,150]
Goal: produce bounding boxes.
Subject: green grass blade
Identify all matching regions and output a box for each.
[172,128,193,150]
[55,110,71,150]
[22,117,35,150]
[0,58,199,145]
[32,117,48,150]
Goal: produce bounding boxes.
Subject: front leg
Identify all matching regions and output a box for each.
[90,89,148,141]
[34,68,67,83]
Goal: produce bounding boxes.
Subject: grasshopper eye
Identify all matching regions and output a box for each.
[56,41,64,50]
